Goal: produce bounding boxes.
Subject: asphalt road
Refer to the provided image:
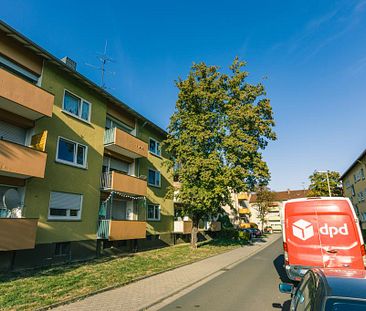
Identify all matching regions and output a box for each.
[159,237,292,311]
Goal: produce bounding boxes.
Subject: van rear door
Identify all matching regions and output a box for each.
[317,212,364,269]
[285,202,325,268]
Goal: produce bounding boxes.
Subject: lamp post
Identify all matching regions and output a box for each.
[317,170,331,197]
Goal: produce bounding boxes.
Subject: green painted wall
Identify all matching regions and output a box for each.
[24,62,106,244]
[137,123,174,239]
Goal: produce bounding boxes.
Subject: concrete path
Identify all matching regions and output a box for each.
[54,234,282,311]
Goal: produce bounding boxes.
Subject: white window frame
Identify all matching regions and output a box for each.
[48,192,83,221]
[56,136,88,169]
[62,89,92,123]
[147,204,160,221]
[149,137,161,157]
[148,168,161,187]
[105,115,135,134]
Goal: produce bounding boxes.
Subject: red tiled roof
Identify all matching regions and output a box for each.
[249,189,309,203]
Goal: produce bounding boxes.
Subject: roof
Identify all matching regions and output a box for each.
[0,20,167,137]
[315,269,366,300]
[249,189,309,203]
[340,148,366,180]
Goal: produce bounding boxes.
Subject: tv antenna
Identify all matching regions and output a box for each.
[86,40,115,89]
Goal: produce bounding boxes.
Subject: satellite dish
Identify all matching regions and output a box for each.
[3,189,21,210]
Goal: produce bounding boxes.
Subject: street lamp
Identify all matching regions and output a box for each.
[317,170,331,197]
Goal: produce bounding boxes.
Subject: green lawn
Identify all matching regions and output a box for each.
[0,239,242,310]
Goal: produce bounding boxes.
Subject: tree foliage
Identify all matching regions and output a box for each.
[307,170,343,197]
[164,58,276,248]
[253,186,276,231]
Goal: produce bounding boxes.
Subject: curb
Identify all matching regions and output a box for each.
[140,234,281,311]
[40,234,281,311]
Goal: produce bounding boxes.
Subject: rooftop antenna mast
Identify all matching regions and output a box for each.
[86,40,115,89]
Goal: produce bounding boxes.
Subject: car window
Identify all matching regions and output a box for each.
[294,273,316,311]
[325,298,366,311]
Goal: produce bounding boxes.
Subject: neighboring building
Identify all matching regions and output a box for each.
[340,149,366,228]
[249,189,309,231]
[0,21,173,269]
[222,192,251,228]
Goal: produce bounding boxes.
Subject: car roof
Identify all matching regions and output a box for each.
[314,269,366,299]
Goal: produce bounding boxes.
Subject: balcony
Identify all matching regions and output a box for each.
[101,171,147,196]
[0,68,53,120]
[0,218,38,251]
[204,221,222,232]
[174,220,192,234]
[104,127,148,159]
[238,208,251,215]
[97,219,146,240]
[237,192,249,200]
[0,139,47,178]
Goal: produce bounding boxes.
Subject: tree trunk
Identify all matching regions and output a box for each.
[190,217,199,249]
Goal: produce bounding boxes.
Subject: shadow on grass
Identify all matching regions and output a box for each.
[0,253,135,283]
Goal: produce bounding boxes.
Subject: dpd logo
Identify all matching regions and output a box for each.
[292,219,350,241]
[292,219,314,241]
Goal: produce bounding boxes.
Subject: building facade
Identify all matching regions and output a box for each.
[0,21,173,269]
[249,189,309,231]
[340,149,366,228]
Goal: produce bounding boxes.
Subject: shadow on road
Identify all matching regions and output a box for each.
[272,254,292,311]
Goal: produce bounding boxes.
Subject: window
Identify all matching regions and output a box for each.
[48,191,83,220]
[105,116,134,133]
[147,204,160,221]
[148,169,161,187]
[63,90,91,122]
[56,137,87,168]
[149,138,161,156]
[351,185,355,196]
[362,168,365,180]
[54,242,71,256]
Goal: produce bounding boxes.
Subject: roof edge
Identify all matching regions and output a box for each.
[0,19,168,137]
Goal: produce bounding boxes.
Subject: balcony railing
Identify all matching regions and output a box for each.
[174,220,192,234]
[0,68,53,120]
[104,127,148,159]
[204,221,222,232]
[97,219,146,240]
[0,139,47,178]
[0,218,38,251]
[101,171,147,196]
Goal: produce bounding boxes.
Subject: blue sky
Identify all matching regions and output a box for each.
[2,0,366,191]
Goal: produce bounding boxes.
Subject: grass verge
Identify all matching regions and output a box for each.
[0,239,242,310]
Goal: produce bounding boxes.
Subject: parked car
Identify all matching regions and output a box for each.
[282,197,366,281]
[248,228,262,238]
[279,268,366,310]
[264,226,273,234]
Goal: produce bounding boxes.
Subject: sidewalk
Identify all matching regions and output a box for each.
[53,234,281,311]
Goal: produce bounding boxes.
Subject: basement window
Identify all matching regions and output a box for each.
[54,242,71,257]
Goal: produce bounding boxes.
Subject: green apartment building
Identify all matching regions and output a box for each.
[0,21,174,270]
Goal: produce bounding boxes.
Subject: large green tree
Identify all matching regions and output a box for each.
[307,170,343,197]
[164,58,276,248]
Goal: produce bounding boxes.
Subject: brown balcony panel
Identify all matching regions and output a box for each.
[105,128,148,159]
[109,220,146,240]
[174,220,192,234]
[0,68,53,120]
[111,171,147,196]
[0,218,38,251]
[209,221,221,232]
[0,140,47,178]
